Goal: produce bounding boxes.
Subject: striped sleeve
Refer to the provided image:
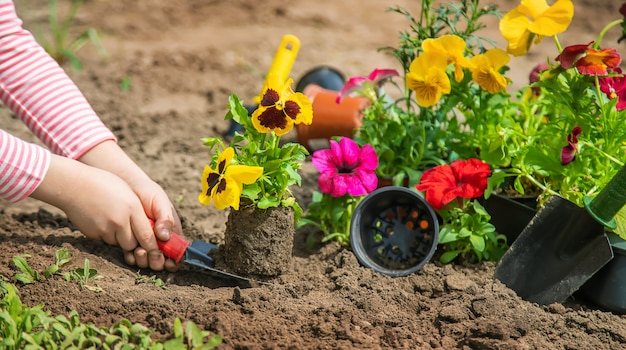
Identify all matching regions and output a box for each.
[0,128,49,202]
[0,0,115,202]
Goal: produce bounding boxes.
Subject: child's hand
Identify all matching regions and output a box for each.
[31,154,180,271]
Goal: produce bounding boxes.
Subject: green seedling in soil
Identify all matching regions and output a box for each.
[135,273,167,290]
[0,280,222,348]
[64,259,103,292]
[120,76,131,92]
[35,0,108,71]
[12,254,38,284]
[175,193,185,205]
[12,249,72,284]
[170,317,223,349]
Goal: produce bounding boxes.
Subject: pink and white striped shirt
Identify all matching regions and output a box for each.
[0,0,115,202]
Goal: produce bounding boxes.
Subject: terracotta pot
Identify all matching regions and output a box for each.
[297,84,370,152]
[376,176,409,189]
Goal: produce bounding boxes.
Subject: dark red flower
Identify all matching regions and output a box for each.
[556,42,621,76]
[599,68,626,111]
[415,159,491,210]
[561,126,582,165]
[529,62,549,96]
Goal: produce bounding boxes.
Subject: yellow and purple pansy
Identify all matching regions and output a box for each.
[251,74,313,136]
[198,147,263,210]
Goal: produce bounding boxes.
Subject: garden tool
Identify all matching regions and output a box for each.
[494,165,626,305]
[224,34,300,138]
[152,221,272,287]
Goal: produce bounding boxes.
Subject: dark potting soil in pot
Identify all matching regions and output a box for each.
[212,204,294,277]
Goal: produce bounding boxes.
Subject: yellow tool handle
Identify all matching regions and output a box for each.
[254,34,300,104]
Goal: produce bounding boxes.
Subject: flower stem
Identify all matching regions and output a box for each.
[581,140,624,166]
[553,35,563,53]
[523,173,559,197]
[595,19,624,48]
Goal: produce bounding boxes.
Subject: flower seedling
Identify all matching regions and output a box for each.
[64,259,103,292]
[298,137,378,245]
[348,0,626,244]
[12,249,71,284]
[200,75,312,221]
[416,158,507,263]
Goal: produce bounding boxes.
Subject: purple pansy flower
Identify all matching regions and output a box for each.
[561,126,582,165]
[311,137,378,197]
[335,68,399,104]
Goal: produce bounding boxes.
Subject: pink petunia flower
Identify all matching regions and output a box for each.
[311,137,379,197]
[560,126,582,165]
[335,68,399,104]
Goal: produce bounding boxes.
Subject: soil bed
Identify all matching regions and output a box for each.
[3,0,626,349]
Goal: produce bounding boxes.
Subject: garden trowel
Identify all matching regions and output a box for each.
[494,164,626,305]
[154,223,272,287]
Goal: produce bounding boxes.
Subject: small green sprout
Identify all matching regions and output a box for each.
[135,273,167,290]
[64,259,103,292]
[34,0,108,71]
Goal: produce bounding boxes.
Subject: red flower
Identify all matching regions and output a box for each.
[560,126,582,165]
[415,159,491,210]
[556,42,621,76]
[599,68,626,111]
[529,62,549,96]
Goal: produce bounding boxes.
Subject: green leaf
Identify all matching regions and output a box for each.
[258,196,280,209]
[469,234,486,252]
[55,249,71,267]
[439,250,461,264]
[438,226,458,244]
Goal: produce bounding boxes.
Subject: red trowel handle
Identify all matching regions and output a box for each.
[148,219,189,264]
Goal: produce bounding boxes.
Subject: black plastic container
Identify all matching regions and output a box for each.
[480,193,537,243]
[295,66,345,92]
[577,233,626,313]
[350,186,439,277]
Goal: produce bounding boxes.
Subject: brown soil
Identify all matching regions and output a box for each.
[3,0,626,349]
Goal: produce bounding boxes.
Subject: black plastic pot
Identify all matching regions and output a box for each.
[576,233,626,313]
[295,66,345,92]
[479,193,537,243]
[350,186,439,277]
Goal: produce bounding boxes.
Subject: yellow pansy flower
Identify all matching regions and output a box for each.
[422,34,473,82]
[251,74,313,136]
[406,52,451,107]
[499,0,574,56]
[469,48,511,94]
[198,147,263,210]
